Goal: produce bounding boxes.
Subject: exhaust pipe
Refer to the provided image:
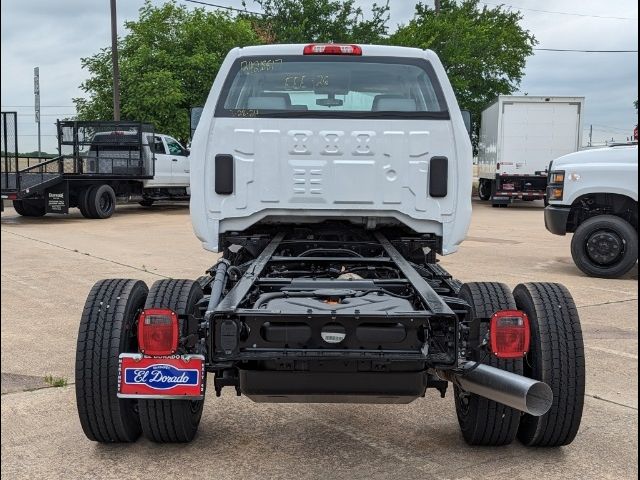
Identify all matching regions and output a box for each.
[436,362,553,417]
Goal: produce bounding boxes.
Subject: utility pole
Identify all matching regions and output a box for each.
[435,0,441,14]
[110,0,121,121]
[588,124,593,147]
[34,67,41,157]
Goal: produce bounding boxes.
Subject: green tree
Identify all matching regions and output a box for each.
[390,0,536,126]
[74,1,261,142]
[245,0,390,44]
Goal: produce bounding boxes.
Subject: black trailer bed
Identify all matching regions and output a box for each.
[1,121,155,200]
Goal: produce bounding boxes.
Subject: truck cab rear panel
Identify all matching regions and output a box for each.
[190,45,473,256]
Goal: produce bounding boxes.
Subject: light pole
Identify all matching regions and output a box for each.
[110,0,121,121]
[34,67,41,156]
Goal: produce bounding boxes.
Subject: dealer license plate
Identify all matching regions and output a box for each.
[117,353,205,399]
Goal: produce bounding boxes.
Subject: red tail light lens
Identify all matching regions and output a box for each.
[137,308,179,356]
[489,310,530,359]
[303,44,362,55]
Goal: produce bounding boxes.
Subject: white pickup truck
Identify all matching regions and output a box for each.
[545,145,638,278]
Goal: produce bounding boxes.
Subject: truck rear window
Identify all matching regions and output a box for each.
[216,56,448,119]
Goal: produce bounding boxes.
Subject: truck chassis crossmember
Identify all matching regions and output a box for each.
[205,226,462,403]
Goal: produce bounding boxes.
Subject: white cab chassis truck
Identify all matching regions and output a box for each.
[75,45,585,447]
[0,121,190,218]
[477,95,584,207]
[545,145,638,278]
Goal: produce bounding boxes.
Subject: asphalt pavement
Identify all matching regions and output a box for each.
[1,200,637,479]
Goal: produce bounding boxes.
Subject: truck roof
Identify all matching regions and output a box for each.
[233,43,434,59]
[553,144,638,167]
[482,95,586,111]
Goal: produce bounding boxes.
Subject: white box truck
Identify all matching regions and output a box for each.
[477,95,584,207]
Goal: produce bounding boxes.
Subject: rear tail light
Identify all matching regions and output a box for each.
[138,308,179,356]
[303,44,362,55]
[7,193,17,200]
[489,310,530,359]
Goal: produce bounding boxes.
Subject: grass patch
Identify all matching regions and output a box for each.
[44,375,68,388]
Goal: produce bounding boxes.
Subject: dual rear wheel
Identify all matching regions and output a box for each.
[78,184,116,219]
[75,278,205,443]
[455,281,585,447]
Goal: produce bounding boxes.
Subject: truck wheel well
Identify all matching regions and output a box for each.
[568,193,638,232]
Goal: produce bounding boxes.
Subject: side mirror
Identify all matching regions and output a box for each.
[461,109,472,137]
[184,149,190,156]
[190,106,204,140]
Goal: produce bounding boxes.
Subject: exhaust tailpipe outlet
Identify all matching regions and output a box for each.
[437,362,553,417]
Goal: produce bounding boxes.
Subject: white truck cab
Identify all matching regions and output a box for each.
[190,44,473,255]
[144,133,191,187]
[545,145,638,277]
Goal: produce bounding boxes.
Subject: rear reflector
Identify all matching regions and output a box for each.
[138,308,179,356]
[489,310,530,359]
[304,44,362,55]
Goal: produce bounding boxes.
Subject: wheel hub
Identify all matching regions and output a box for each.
[99,192,113,212]
[586,230,624,265]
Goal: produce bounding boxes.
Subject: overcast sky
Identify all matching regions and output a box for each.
[1,0,638,152]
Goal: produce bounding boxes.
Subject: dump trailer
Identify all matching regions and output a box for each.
[75,44,585,447]
[0,121,190,218]
[477,95,585,207]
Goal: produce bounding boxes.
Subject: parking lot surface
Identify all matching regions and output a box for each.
[1,200,637,479]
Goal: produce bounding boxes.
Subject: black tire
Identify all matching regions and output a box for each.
[75,279,149,443]
[78,187,93,218]
[514,283,585,447]
[454,282,523,446]
[138,279,205,443]
[13,199,46,217]
[478,180,492,201]
[86,184,116,219]
[139,199,155,207]
[570,215,638,278]
[12,200,26,216]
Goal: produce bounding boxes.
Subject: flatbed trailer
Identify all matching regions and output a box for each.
[1,121,155,217]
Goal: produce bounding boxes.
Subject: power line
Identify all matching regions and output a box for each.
[534,48,638,53]
[1,105,76,108]
[481,2,638,21]
[184,0,265,16]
